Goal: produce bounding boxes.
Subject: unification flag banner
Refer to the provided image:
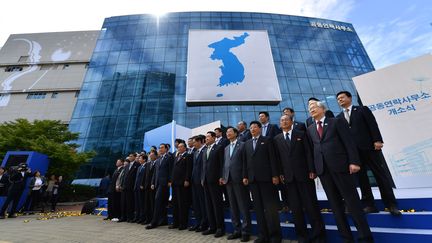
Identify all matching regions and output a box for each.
[186,29,281,104]
[353,54,432,188]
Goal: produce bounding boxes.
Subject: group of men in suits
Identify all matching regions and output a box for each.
[105,90,400,243]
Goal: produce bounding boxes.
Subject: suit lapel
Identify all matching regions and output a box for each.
[321,118,329,140]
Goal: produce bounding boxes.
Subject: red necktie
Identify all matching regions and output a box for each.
[317,121,323,139]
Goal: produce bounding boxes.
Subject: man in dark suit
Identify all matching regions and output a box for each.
[282,107,307,131]
[201,131,225,238]
[187,137,196,155]
[189,135,208,232]
[146,144,173,229]
[215,127,230,147]
[0,166,9,197]
[143,151,157,224]
[105,159,123,221]
[336,91,400,215]
[237,121,252,142]
[259,111,281,138]
[307,102,373,243]
[170,142,193,230]
[221,127,251,242]
[305,97,335,127]
[274,115,325,243]
[133,154,148,223]
[120,153,139,222]
[242,121,282,243]
[0,163,32,219]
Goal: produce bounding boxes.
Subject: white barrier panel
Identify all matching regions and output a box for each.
[353,54,432,188]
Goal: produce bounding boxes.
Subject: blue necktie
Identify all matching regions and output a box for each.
[253,138,257,150]
[229,143,235,157]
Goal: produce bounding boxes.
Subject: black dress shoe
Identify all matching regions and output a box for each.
[168,224,179,229]
[241,234,250,242]
[146,224,157,229]
[178,226,187,230]
[388,206,402,216]
[195,227,205,232]
[227,232,241,240]
[363,206,379,214]
[0,216,5,219]
[189,225,198,231]
[103,217,111,220]
[202,229,216,235]
[254,238,267,243]
[8,214,17,218]
[214,229,225,238]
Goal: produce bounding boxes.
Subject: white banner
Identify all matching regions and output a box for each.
[186,30,281,104]
[353,54,432,188]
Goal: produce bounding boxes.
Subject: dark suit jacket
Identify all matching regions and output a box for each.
[123,161,140,191]
[223,141,245,183]
[337,105,383,150]
[216,137,230,148]
[201,144,224,184]
[262,123,282,138]
[134,164,147,191]
[242,136,279,183]
[152,154,174,188]
[109,167,122,193]
[306,117,360,175]
[293,121,307,131]
[306,110,335,127]
[0,174,10,196]
[144,160,156,190]
[273,129,314,182]
[238,130,252,142]
[192,148,205,185]
[172,152,193,186]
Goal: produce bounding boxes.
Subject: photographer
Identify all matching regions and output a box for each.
[0,163,32,219]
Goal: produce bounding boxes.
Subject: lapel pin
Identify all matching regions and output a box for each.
[297,138,302,141]
[324,123,328,126]
[261,142,265,144]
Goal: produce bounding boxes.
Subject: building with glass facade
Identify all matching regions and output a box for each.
[69,12,375,178]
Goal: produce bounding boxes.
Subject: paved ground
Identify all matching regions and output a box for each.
[0,212,297,243]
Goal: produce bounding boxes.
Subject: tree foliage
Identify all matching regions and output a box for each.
[0,119,95,180]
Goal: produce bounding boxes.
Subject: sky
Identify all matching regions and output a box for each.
[0,0,430,69]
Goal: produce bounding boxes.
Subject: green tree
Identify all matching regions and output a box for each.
[0,119,95,180]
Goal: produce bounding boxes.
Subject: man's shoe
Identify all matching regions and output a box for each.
[227,232,241,240]
[146,224,157,229]
[202,229,216,235]
[241,234,250,242]
[178,226,187,230]
[189,225,198,231]
[195,227,205,232]
[363,206,379,214]
[8,214,17,218]
[103,217,111,220]
[254,238,267,243]
[388,206,402,216]
[0,215,5,219]
[214,229,225,238]
[168,224,179,229]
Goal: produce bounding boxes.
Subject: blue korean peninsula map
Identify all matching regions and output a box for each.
[208,32,249,87]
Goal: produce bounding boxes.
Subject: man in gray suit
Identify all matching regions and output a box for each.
[221,127,251,242]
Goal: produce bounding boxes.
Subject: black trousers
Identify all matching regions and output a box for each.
[28,189,42,211]
[192,183,208,228]
[285,180,325,243]
[226,182,251,235]
[319,166,373,243]
[203,183,224,231]
[108,191,121,219]
[0,187,24,216]
[143,188,154,223]
[249,182,282,243]
[172,184,191,227]
[134,189,145,221]
[358,149,397,208]
[151,185,169,226]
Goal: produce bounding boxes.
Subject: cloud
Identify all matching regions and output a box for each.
[357,8,432,69]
